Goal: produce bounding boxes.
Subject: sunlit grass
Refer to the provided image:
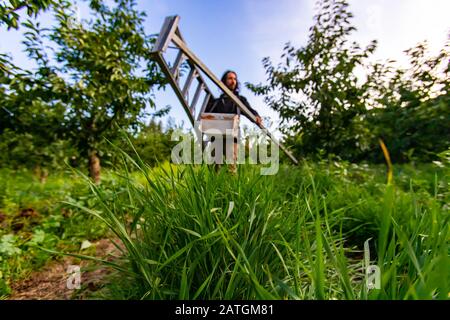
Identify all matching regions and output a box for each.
[70,147,449,300]
[1,144,448,299]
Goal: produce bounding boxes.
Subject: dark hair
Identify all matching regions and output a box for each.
[221,70,240,93]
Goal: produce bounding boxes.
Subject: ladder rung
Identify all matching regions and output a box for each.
[190,82,203,116]
[153,52,195,125]
[197,93,211,121]
[186,60,212,97]
[182,68,197,97]
[170,50,185,80]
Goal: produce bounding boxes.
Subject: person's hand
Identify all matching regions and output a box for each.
[255,116,263,126]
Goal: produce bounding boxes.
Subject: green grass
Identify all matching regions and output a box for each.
[1,155,448,300]
[70,149,449,300]
[0,168,110,297]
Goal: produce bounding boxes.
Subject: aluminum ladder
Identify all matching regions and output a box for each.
[150,15,299,165]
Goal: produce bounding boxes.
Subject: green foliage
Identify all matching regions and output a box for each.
[0,0,165,176]
[45,0,164,157]
[0,156,447,300]
[0,234,22,256]
[0,129,78,171]
[248,0,377,160]
[0,168,111,296]
[110,119,177,167]
[365,41,450,163]
[248,0,449,163]
[0,46,75,170]
[0,0,54,30]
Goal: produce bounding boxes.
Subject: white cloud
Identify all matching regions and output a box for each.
[349,0,449,66]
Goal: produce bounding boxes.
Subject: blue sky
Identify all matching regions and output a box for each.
[1,0,449,132]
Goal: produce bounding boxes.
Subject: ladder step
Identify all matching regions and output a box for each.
[182,68,197,98]
[197,93,211,121]
[199,93,211,116]
[170,50,185,80]
[190,82,203,116]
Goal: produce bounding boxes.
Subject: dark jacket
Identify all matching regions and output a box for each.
[204,93,260,122]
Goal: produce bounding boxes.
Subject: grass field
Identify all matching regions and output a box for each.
[0,156,449,299]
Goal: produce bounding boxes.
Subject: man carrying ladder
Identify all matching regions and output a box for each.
[202,70,263,173]
[151,15,298,170]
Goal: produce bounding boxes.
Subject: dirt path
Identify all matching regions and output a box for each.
[9,238,122,300]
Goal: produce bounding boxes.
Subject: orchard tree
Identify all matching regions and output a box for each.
[365,40,450,162]
[247,0,377,160]
[0,32,71,177]
[18,0,165,183]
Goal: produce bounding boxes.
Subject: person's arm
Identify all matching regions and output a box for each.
[240,96,263,126]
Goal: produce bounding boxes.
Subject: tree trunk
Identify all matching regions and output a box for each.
[34,165,41,181]
[89,150,101,184]
[40,168,48,184]
[34,165,48,183]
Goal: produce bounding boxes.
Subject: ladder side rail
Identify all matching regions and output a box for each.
[151,16,299,165]
[185,60,213,97]
[260,127,299,165]
[171,34,257,124]
[183,59,214,120]
[190,82,203,116]
[153,16,180,53]
[173,24,215,98]
[188,61,214,121]
[197,93,211,121]
[152,52,195,125]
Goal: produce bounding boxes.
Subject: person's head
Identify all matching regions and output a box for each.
[221,70,239,93]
